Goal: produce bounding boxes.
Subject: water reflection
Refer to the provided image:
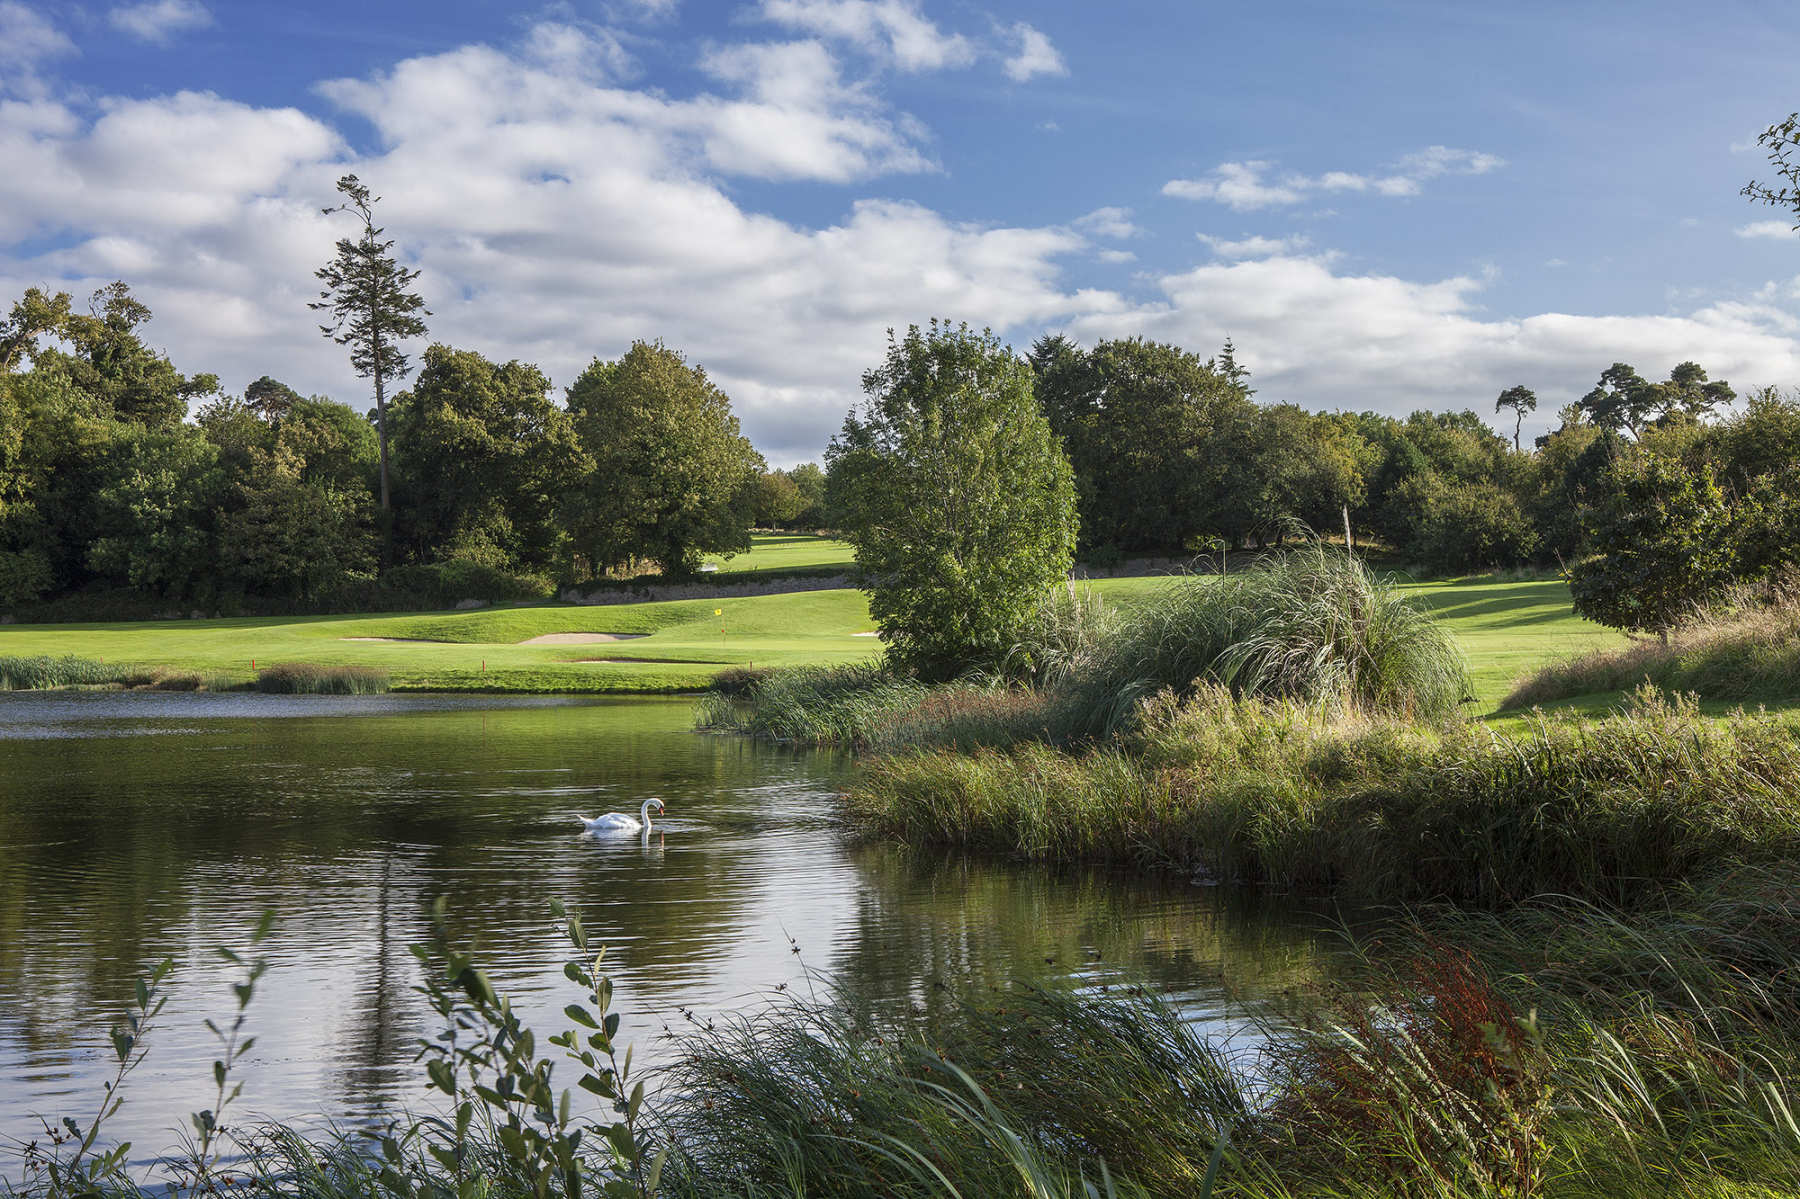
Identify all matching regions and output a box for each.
[0,691,1342,1159]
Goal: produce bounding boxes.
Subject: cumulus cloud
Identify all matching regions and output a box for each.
[1738,219,1796,240]
[1069,253,1800,437]
[756,0,973,72]
[1001,21,1065,82]
[110,0,213,44]
[2,23,1797,464]
[1165,146,1505,212]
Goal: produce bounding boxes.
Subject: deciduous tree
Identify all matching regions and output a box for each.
[564,341,763,576]
[828,321,1077,680]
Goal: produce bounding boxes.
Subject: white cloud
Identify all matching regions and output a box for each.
[0,2,76,97]
[1738,220,1796,240]
[1163,161,1302,211]
[757,0,973,72]
[1070,254,1800,427]
[110,0,213,44]
[1001,21,1065,82]
[3,24,1797,465]
[1197,232,1312,259]
[1072,206,1137,239]
[1165,147,1505,212]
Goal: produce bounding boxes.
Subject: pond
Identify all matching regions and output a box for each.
[0,691,1341,1162]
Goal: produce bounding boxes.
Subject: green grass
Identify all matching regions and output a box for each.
[0,566,1636,702]
[705,533,856,574]
[0,589,880,693]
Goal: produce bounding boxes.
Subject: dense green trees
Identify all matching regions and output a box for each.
[390,345,581,572]
[829,322,1077,679]
[0,282,770,612]
[1030,334,1249,557]
[564,341,764,577]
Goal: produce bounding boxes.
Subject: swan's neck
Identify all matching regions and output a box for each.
[639,800,655,831]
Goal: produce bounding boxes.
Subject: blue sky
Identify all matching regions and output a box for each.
[3,0,1798,462]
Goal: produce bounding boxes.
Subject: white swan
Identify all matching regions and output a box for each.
[580,797,665,835]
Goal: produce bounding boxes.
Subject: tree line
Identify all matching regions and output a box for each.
[0,283,767,615]
[5,272,1797,628]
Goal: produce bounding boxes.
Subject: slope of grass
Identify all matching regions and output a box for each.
[705,532,855,574]
[1504,585,1800,712]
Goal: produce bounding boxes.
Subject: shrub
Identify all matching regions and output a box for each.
[827,321,1078,680]
[378,560,554,606]
[254,662,390,695]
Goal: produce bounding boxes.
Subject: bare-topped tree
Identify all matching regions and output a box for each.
[311,174,429,525]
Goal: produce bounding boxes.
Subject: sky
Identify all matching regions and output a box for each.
[3,0,1799,465]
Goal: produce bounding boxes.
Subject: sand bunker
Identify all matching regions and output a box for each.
[518,632,647,645]
[852,631,879,637]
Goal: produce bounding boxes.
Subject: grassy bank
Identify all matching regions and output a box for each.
[0,589,881,694]
[1506,580,1800,711]
[0,574,1627,700]
[847,686,1800,905]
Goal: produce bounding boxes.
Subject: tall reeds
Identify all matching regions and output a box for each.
[849,687,1800,905]
[253,662,390,695]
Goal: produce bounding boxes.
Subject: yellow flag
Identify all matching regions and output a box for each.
[714,608,723,616]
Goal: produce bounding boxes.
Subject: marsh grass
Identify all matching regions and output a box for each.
[695,663,928,746]
[0,655,129,689]
[849,686,1800,905]
[1505,578,1800,709]
[0,656,246,692]
[253,663,390,695]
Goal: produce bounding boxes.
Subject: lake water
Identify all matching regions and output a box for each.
[0,691,1338,1162]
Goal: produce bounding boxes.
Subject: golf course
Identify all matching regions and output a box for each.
[0,535,1631,713]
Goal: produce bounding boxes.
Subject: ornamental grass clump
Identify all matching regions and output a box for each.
[694,662,927,746]
[1066,542,1469,737]
[0,654,129,689]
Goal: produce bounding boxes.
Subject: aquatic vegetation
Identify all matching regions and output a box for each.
[703,545,1471,751]
[20,878,1800,1197]
[849,687,1800,905]
[0,655,129,689]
